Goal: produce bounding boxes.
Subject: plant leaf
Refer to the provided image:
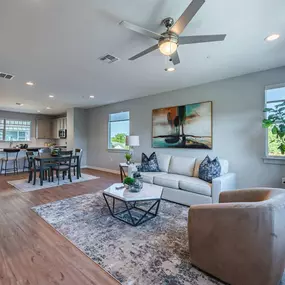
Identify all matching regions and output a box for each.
[262,119,273,128]
[271,126,278,134]
[263,108,274,112]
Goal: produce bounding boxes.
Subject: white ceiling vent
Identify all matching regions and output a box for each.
[98,54,120,64]
[0,72,14,80]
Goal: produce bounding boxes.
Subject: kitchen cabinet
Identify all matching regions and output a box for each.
[36,119,52,139]
[51,119,59,139]
[50,117,67,139]
[59,117,67,129]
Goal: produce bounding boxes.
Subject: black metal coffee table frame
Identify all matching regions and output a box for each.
[103,193,161,227]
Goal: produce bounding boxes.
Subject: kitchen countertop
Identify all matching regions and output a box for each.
[0,146,67,152]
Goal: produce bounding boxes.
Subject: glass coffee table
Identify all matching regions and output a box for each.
[103,183,163,226]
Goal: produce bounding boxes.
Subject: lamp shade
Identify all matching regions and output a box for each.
[126,135,140,147]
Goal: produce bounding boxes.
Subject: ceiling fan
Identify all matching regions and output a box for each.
[119,0,226,65]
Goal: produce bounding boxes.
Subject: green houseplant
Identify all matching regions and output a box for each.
[262,101,285,155]
[123,176,135,186]
[125,153,132,164]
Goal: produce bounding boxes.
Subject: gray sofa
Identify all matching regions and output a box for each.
[138,154,236,206]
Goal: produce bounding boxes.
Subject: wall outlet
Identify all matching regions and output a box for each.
[282,178,285,184]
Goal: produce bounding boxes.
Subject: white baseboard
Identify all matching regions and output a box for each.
[85,165,120,175]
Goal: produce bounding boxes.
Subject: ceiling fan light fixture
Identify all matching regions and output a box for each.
[159,41,178,56]
[165,67,176,72]
[265,34,280,42]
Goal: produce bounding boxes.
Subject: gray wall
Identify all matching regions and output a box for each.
[74,108,88,166]
[67,108,88,166]
[87,66,285,188]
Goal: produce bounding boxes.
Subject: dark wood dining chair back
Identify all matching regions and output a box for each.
[23,148,39,172]
[26,148,40,154]
[59,150,73,166]
[52,150,73,185]
[74,148,83,164]
[26,151,36,169]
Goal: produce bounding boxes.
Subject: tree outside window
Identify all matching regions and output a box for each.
[108,112,130,150]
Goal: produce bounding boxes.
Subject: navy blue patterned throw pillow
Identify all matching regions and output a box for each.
[199,156,221,183]
[139,152,160,172]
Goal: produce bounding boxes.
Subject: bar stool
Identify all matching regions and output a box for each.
[0,149,20,175]
[23,148,39,172]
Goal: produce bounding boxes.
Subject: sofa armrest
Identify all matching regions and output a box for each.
[212,173,236,203]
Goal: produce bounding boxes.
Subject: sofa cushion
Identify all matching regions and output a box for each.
[179,177,212,196]
[199,156,221,183]
[193,158,229,178]
[139,152,160,172]
[168,156,196,177]
[153,174,182,189]
[140,172,167,184]
[156,153,171,172]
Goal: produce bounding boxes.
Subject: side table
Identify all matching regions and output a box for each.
[119,162,139,182]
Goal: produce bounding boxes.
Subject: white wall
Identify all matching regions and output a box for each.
[87,66,285,189]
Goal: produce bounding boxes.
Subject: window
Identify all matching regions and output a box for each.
[265,85,285,157]
[0,119,31,141]
[0,119,4,141]
[108,111,130,150]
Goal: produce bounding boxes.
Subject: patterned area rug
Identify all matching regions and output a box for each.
[8,174,99,192]
[32,192,285,285]
[32,192,223,285]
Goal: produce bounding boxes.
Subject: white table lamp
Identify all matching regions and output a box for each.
[126,135,140,160]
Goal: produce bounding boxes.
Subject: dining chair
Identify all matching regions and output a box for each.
[0,149,20,175]
[23,148,39,172]
[26,151,51,185]
[71,148,83,177]
[52,150,73,185]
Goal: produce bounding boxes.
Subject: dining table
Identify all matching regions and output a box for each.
[34,153,80,186]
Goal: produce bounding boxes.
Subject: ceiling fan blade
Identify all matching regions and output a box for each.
[179,34,226,44]
[120,21,162,40]
[170,0,205,35]
[129,44,159,61]
[170,51,180,65]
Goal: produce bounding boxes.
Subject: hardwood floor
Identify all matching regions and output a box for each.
[0,169,120,285]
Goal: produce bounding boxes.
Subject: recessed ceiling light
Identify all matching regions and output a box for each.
[37,110,41,113]
[164,67,176,72]
[16,102,23,106]
[26,81,35,86]
[49,94,54,98]
[46,107,51,110]
[265,34,280,42]
[89,95,95,99]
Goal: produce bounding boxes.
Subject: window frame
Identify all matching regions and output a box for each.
[0,119,32,142]
[0,119,4,142]
[264,83,285,163]
[107,111,130,152]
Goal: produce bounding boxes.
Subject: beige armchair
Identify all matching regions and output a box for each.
[188,188,285,285]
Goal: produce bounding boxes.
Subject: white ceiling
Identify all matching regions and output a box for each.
[0,0,285,115]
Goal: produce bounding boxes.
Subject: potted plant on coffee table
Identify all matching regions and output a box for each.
[123,176,135,189]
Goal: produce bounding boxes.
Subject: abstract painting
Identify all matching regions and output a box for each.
[152,101,212,149]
